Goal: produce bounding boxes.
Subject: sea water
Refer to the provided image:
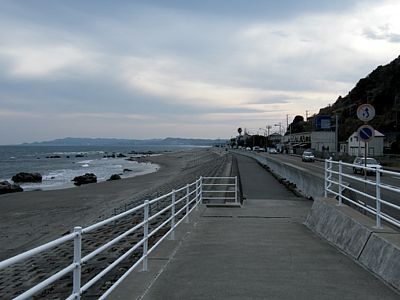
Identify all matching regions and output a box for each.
[0,145,185,191]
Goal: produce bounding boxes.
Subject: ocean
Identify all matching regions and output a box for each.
[0,145,186,191]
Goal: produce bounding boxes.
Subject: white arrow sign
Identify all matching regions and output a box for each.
[357,104,375,122]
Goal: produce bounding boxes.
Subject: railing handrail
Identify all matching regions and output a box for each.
[324,158,400,229]
[0,176,237,300]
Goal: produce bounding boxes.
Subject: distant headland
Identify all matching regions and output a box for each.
[19,137,228,147]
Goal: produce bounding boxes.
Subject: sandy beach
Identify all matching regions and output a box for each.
[0,148,231,261]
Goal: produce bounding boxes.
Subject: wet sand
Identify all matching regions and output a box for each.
[0,148,230,260]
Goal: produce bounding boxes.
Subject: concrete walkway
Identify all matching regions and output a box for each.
[108,154,399,300]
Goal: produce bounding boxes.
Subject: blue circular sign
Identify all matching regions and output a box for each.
[357,125,375,142]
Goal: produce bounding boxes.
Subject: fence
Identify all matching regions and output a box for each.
[325,158,400,229]
[201,177,238,204]
[0,176,237,299]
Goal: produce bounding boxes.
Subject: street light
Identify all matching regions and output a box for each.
[274,123,283,135]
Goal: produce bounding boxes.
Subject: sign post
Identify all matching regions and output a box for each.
[356,104,376,199]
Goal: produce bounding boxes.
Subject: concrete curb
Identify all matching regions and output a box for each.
[305,197,400,292]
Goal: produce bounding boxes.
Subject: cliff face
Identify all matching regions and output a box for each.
[318,55,400,142]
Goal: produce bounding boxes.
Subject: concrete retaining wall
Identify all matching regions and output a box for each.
[306,197,400,292]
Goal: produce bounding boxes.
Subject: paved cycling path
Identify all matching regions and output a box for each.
[108,154,399,300]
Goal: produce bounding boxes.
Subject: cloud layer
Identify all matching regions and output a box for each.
[0,0,399,144]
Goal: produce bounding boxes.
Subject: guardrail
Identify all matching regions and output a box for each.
[325,158,400,229]
[202,176,238,204]
[0,176,237,299]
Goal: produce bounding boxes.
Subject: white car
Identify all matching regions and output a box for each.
[353,157,382,175]
[253,146,260,152]
[268,148,278,154]
[302,151,315,162]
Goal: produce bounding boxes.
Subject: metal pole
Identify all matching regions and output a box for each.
[375,170,382,228]
[364,142,368,202]
[335,114,339,153]
[200,176,203,203]
[195,179,199,211]
[169,190,175,240]
[143,200,149,271]
[338,161,343,206]
[185,184,190,223]
[324,159,328,198]
[235,176,238,203]
[72,227,82,300]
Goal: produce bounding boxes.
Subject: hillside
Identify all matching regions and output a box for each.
[318,55,400,149]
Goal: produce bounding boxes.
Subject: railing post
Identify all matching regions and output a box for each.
[324,159,328,197]
[200,176,203,203]
[195,179,199,211]
[235,176,238,203]
[143,200,149,271]
[169,190,176,240]
[72,226,82,300]
[375,170,382,228]
[338,160,343,206]
[185,184,190,223]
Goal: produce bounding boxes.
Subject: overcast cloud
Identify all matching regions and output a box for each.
[0,0,399,144]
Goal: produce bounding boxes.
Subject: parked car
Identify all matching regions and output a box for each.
[353,157,382,175]
[245,147,251,151]
[302,151,315,162]
[268,148,278,154]
[253,146,260,152]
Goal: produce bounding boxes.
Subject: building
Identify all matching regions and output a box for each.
[311,131,336,152]
[347,130,385,156]
[281,131,336,154]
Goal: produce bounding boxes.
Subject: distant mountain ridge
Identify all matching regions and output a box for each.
[21,137,227,146]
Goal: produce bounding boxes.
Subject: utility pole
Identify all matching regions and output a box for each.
[335,114,339,153]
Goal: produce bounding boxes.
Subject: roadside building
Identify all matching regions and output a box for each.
[311,131,336,153]
[268,133,283,146]
[347,130,385,156]
[281,131,336,154]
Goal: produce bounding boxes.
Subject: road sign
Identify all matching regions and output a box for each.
[357,125,375,142]
[357,104,375,122]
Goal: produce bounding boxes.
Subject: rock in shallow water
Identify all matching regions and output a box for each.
[0,181,23,194]
[12,172,42,183]
[73,173,97,186]
[107,174,121,181]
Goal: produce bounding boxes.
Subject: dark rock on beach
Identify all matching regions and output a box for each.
[75,154,85,158]
[12,172,42,183]
[123,168,133,172]
[72,173,97,186]
[46,155,61,159]
[0,181,23,194]
[117,153,126,158]
[107,174,121,181]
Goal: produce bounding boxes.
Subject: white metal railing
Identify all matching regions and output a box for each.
[0,176,237,299]
[325,158,400,229]
[201,176,238,204]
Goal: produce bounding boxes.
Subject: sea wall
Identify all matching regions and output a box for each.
[306,197,400,292]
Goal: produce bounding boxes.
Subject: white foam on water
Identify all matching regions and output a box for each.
[77,160,93,164]
[18,157,159,191]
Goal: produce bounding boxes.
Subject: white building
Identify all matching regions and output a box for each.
[347,130,385,156]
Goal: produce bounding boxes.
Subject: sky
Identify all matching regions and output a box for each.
[0,0,399,144]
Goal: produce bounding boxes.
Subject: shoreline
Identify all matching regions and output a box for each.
[0,148,229,260]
